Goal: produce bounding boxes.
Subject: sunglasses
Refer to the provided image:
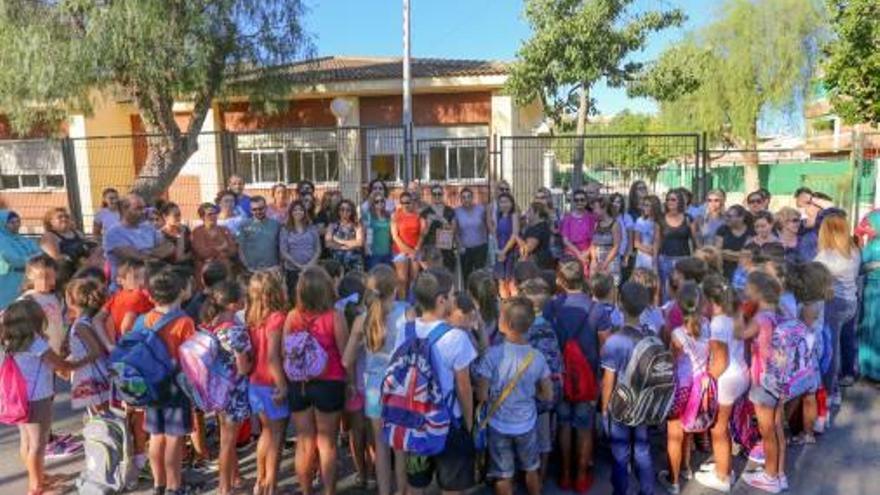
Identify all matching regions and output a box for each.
[432,191,443,197]
[373,200,385,205]
[748,198,763,204]
[400,201,412,206]
[339,207,352,212]
[499,187,510,192]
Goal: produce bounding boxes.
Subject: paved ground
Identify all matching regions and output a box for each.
[2,381,879,494]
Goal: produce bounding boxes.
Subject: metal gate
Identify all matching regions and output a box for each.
[498,133,703,209]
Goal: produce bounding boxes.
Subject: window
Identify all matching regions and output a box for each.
[235,148,338,185]
[0,173,65,190]
[370,155,398,182]
[425,145,488,182]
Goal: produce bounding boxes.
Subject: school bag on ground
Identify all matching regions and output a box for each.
[283,317,328,382]
[381,321,454,456]
[527,317,563,413]
[178,325,238,412]
[108,309,185,406]
[681,371,718,432]
[608,325,676,427]
[0,354,38,425]
[760,316,818,400]
[76,405,137,495]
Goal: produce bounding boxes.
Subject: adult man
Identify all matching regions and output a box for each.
[227,174,252,217]
[103,193,174,283]
[237,195,281,272]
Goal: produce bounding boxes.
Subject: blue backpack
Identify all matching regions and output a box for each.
[381,321,454,456]
[527,316,563,413]
[108,309,185,407]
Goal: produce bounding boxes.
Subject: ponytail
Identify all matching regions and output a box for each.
[677,281,703,339]
[364,265,397,353]
[702,274,736,316]
[200,280,243,327]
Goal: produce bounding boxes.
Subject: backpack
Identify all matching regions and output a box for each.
[283,316,328,382]
[608,326,676,427]
[548,295,598,403]
[0,355,37,425]
[760,316,818,400]
[76,407,136,494]
[680,371,718,432]
[527,317,563,413]
[108,309,184,406]
[381,321,454,456]
[178,326,238,412]
[730,396,760,452]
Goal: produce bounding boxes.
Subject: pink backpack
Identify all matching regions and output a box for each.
[283,331,328,382]
[0,355,33,424]
[178,330,237,412]
[680,371,718,432]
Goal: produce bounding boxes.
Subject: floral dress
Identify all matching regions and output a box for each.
[210,321,253,423]
[69,316,111,409]
[330,222,364,273]
[590,219,621,284]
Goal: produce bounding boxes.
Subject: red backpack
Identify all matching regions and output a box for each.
[562,338,597,402]
[0,355,35,425]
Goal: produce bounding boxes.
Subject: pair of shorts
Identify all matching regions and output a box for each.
[288,380,346,413]
[26,397,53,424]
[145,404,193,436]
[717,369,750,406]
[556,401,595,430]
[406,424,476,491]
[392,253,412,264]
[248,383,290,421]
[487,427,540,479]
[346,390,365,412]
[364,387,382,419]
[748,384,780,408]
[536,412,553,454]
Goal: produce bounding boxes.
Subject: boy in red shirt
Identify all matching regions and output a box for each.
[97,259,153,342]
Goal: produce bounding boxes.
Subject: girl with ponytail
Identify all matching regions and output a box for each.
[343,264,413,495]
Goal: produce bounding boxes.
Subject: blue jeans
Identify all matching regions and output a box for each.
[366,254,392,270]
[609,421,654,495]
[841,316,859,379]
[824,297,858,394]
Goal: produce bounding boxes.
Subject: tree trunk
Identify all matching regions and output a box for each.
[743,120,760,194]
[571,84,589,191]
[130,135,199,200]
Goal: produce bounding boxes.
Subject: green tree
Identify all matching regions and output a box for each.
[631,0,827,191]
[823,0,880,126]
[0,0,311,199]
[506,0,684,190]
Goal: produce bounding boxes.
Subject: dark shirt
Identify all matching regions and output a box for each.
[524,221,554,270]
[420,205,456,248]
[659,216,693,257]
[544,293,603,375]
[716,224,754,279]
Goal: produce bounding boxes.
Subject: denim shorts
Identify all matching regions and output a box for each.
[364,387,382,419]
[748,384,780,408]
[536,412,553,454]
[488,427,540,479]
[556,401,595,430]
[248,383,290,421]
[145,404,193,437]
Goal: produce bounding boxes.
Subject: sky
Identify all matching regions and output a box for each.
[303,0,718,116]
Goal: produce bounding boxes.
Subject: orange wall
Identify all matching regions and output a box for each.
[360,92,492,126]
[220,100,337,131]
[0,191,70,231]
[0,115,68,139]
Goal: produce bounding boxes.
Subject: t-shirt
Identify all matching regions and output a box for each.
[249,311,287,386]
[143,310,196,362]
[455,205,488,248]
[639,306,665,336]
[23,291,65,355]
[393,210,422,253]
[633,217,656,251]
[560,212,596,253]
[601,325,645,375]
[715,224,754,279]
[104,289,154,339]
[237,217,281,270]
[524,221,554,270]
[546,293,602,374]
[2,337,54,401]
[394,319,477,419]
[476,342,550,435]
[420,205,456,248]
[815,249,861,302]
[286,310,345,382]
[672,323,710,379]
[750,310,776,386]
[103,223,161,282]
[94,208,121,233]
[779,292,798,320]
[280,225,320,269]
[710,314,748,377]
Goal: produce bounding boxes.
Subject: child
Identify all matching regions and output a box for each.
[199,281,252,495]
[139,267,197,495]
[343,264,411,495]
[695,246,724,276]
[245,271,289,495]
[765,259,797,319]
[590,272,622,333]
[600,282,654,495]
[183,260,230,321]
[545,259,600,492]
[519,277,562,480]
[65,277,111,412]
[663,257,709,341]
[696,274,748,492]
[97,259,153,342]
[632,195,661,271]
[630,267,665,336]
[738,270,787,493]
[659,282,710,494]
[467,270,501,347]
[476,297,554,495]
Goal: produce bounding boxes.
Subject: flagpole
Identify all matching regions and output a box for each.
[403,0,413,184]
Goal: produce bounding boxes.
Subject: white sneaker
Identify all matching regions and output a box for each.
[695,470,731,493]
[699,459,716,472]
[134,453,148,471]
[743,471,781,494]
[813,416,826,434]
[780,474,789,491]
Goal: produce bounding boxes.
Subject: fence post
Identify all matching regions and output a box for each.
[61,138,84,231]
[852,130,863,228]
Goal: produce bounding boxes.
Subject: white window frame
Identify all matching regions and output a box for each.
[235,147,339,187]
[0,173,66,191]
[424,144,488,184]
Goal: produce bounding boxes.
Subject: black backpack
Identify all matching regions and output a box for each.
[608,325,675,427]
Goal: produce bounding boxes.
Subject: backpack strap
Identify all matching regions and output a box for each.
[136,307,186,334]
[404,320,417,342]
[480,351,535,430]
[426,322,453,347]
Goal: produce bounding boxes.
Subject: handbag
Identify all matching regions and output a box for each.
[474,351,535,450]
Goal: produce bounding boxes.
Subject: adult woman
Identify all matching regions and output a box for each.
[520,201,554,270]
[632,195,662,271]
[493,192,520,299]
[285,266,349,495]
[280,201,321,302]
[267,183,290,224]
[301,192,318,220]
[776,207,803,265]
[535,187,563,260]
[390,192,422,299]
[419,185,457,273]
[714,205,754,280]
[590,196,622,284]
[815,214,860,402]
[627,181,649,226]
[364,192,393,269]
[159,202,193,271]
[40,207,95,285]
[857,210,880,381]
[658,189,699,300]
[745,211,781,251]
[216,190,246,237]
[361,179,396,220]
[560,189,595,273]
[455,187,489,282]
[625,181,650,275]
[315,190,342,239]
[93,187,121,239]
[610,193,630,268]
[697,189,726,248]
[192,202,239,286]
[0,210,40,308]
[325,199,365,274]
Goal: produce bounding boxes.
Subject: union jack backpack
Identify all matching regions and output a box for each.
[381,321,453,456]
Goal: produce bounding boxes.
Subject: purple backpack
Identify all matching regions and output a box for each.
[761,316,818,400]
[178,328,237,412]
[680,371,718,432]
[283,318,328,382]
